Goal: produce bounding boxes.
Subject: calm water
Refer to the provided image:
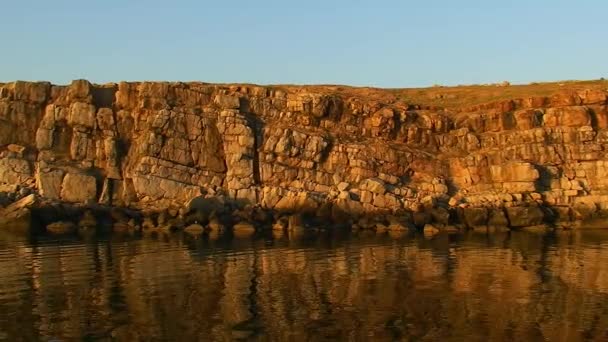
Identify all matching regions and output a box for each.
[1,229,608,341]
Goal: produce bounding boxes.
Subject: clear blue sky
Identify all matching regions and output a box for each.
[2,0,606,87]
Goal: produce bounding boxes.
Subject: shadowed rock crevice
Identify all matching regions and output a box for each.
[92,85,117,109]
[533,164,552,192]
[242,109,264,186]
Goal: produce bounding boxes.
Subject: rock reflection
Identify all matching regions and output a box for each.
[0,231,608,340]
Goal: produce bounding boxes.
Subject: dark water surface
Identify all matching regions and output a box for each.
[1,229,608,341]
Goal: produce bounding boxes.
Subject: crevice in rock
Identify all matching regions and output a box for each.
[92,85,117,109]
[242,105,263,185]
[533,164,552,192]
[588,107,599,132]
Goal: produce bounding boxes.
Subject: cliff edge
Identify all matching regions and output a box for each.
[1,79,607,232]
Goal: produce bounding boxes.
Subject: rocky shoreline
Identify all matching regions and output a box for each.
[0,186,604,239]
[1,80,608,236]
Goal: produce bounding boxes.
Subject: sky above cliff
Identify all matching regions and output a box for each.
[2,0,607,87]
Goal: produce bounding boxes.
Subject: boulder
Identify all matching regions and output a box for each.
[36,169,64,199]
[142,216,156,230]
[423,224,440,237]
[506,206,545,227]
[543,106,591,127]
[60,173,97,203]
[412,211,431,228]
[35,128,54,150]
[96,108,116,131]
[552,206,572,223]
[487,209,509,226]
[79,210,97,228]
[213,95,240,109]
[184,224,205,235]
[461,207,488,227]
[430,207,450,225]
[331,198,364,222]
[387,216,412,231]
[68,79,92,100]
[232,221,256,237]
[7,144,26,156]
[207,218,225,232]
[375,223,388,233]
[490,162,539,183]
[0,158,32,184]
[46,221,77,235]
[0,194,37,233]
[360,178,386,194]
[187,196,225,215]
[572,203,597,221]
[337,182,350,191]
[69,102,97,128]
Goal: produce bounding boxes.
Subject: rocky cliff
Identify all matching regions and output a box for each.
[1,79,608,232]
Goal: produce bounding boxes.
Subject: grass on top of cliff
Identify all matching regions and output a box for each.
[278,78,607,111]
[388,79,608,110]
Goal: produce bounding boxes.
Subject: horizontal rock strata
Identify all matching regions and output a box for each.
[1,80,608,232]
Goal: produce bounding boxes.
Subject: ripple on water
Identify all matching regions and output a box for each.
[1,230,608,340]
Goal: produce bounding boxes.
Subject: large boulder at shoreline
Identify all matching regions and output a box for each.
[232,221,256,237]
[187,196,225,215]
[0,194,38,233]
[183,223,205,235]
[46,221,77,235]
[0,208,33,233]
[36,169,64,199]
[506,206,545,227]
[60,173,97,203]
[488,208,509,226]
[460,207,488,227]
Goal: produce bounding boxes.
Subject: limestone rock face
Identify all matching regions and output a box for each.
[69,102,97,128]
[360,178,387,195]
[0,79,607,228]
[0,157,32,184]
[36,169,64,199]
[461,207,488,227]
[60,173,97,203]
[506,206,545,227]
[543,106,591,127]
[490,162,539,183]
[0,194,38,231]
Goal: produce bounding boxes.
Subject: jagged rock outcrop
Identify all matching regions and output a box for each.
[1,79,608,231]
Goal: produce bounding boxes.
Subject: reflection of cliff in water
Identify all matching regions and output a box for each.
[1,231,608,340]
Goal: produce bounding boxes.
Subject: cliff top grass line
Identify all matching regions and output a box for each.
[2,77,606,109]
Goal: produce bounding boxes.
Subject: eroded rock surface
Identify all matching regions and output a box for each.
[1,79,608,230]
